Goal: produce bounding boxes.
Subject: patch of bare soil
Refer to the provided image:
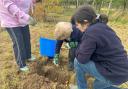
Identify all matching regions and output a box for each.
[16,59,71,89]
[0,22,98,89]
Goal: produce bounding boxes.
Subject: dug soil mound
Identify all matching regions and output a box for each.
[17,59,73,89]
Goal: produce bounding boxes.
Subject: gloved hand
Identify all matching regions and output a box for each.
[28,16,37,26]
[66,42,78,49]
[53,54,59,66]
[65,43,71,49]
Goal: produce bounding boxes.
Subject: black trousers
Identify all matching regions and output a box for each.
[68,47,77,64]
[6,25,31,68]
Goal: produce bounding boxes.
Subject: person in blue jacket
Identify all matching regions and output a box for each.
[73,5,128,89]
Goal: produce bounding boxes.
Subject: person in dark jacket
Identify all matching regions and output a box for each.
[73,5,128,89]
[53,17,83,71]
[53,14,108,71]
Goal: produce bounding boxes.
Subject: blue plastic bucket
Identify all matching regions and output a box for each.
[39,37,57,57]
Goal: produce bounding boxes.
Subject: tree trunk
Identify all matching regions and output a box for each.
[123,0,127,11]
[76,0,79,8]
[92,0,95,6]
[98,0,104,13]
[107,0,113,16]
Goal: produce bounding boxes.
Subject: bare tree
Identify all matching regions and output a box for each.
[123,0,127,11]
[107,0,113,16]
[92,0,95,6]
[76,0,79,8]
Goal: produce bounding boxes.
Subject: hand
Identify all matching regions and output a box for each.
[53,54,59,66]
[68,42,78,48]
[65,43,71,49]
[28,16,37,26]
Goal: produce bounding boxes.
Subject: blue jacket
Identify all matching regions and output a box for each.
[76,22,128,85]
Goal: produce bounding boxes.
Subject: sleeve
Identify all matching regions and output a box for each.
[2,0,30,24]
[55,40,64,54]
[32,0,36,4]
[31,0,36,11]
[76,33,97,64]
[76,27,83,42]
[72,25,83,42]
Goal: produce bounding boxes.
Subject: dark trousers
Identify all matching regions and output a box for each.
[68,47,76,64]
[6,25,31,68]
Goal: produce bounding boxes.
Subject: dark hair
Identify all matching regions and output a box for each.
[97,14,108,24]
[71,15,76,25]
[74,5,97,24]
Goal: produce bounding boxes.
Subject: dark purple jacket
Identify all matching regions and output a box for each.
[76,23,128,85]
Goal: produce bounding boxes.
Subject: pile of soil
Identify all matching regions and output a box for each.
[17,59,73,89]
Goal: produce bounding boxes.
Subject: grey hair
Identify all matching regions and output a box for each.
[54,22,73,40]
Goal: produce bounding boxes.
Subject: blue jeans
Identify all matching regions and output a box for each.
[74,58,120,89]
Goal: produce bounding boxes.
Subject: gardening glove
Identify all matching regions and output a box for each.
[28,16,37,26]
[65,43,71,49]
[53,54,59,66]
[67,42,78,48]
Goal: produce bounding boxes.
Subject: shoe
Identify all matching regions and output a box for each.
[117,81,128,88]
[28,55,36,62]
[68,62,74,71]
[69,84,78,89]
[20,66,29,73]
[53,54,59,66]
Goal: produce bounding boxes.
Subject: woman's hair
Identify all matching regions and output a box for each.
[71,15,76,25]
[54,22,73,40]
[74,5,97,24]
[96,14,108,24]
[73,5,108,24]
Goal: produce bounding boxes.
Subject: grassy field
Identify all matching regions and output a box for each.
[0,21,128,89]
[0,3,128,89]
